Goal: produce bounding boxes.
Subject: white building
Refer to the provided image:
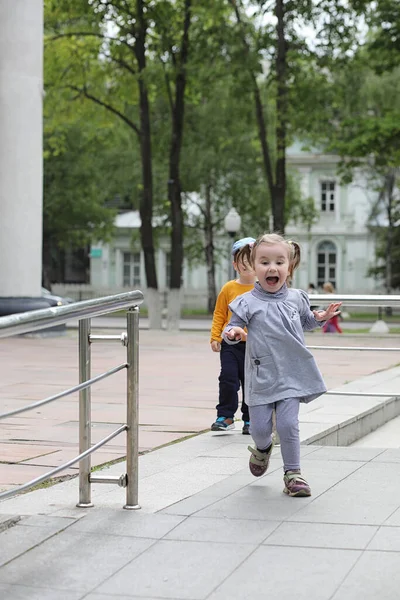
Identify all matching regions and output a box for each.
[286,142,377,294]
[54,144,378,308]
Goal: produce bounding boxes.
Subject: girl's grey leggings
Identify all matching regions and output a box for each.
[249,399,300,472]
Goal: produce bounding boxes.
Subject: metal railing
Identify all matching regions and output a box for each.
[306,293,400,398]
[0,290,143,509]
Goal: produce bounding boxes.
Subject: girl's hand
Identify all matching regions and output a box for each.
[227,327,247,341]
[313,302,342,322]
[210,340,221,352]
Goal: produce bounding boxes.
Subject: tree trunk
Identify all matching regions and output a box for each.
[167,0,191,330]
[274,0,287,233]
[385,169,395,294]
[230,0,288,233]
[42,233,53,291]
[136,0,161,329]
[204,184,217,314]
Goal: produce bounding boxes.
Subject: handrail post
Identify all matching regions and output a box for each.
[77,318,94,508]
[124,306,140,510]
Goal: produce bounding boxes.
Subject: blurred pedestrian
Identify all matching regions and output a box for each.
[322,282,342,333]
[210,236,256,434]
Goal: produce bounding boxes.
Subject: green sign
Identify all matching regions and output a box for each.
[90,248,102,258]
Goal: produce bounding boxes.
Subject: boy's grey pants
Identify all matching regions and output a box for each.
[249,399,300,472]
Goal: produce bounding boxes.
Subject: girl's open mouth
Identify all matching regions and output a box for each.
[266,276,279,285]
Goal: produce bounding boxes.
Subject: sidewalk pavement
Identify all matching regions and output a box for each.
[1,330,400,598]
[1,330,400,493]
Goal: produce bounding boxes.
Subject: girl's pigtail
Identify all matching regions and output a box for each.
[288,240,301,277]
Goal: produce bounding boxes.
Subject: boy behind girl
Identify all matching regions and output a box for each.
[210,236,256,434]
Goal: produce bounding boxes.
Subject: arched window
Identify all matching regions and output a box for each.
[317,241,337,289]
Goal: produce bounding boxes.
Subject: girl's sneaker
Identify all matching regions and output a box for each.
[283,471,311,497]
[248,440,274,477]
[211,417,235,431]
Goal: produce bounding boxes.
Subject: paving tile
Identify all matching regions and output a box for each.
[371,448,400,463]
[160,473,256,516]
[195,479,306,521]
[263,521,378,550]
[207,545,361,600]
[306,446,386,462]
[0,443,57,463]
[0,521,76,567]
[0,583,84,600]
[86,595,178,600]
[301,411,357,424]
[303,397,383,416]
[159,491,226,516]
[164,515,280,544]
[21,448,125,469]
[19,515,77,529]
[331,550,400,600]
[96,539,255,599]
[165,456,247,476]
[0,531,154,593]
[384,505,400,526]
[288,462,400,525]
[0,463,76,485]
[139,468,227,503]
[366,525,400,550]
[203,442,256,458]
[68,509,185,538]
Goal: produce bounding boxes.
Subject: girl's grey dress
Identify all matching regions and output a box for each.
[222,282,327,406]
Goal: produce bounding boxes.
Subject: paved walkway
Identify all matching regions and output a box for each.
[2,329,400,599]
[1,330,400,493]
[2,427,400,598]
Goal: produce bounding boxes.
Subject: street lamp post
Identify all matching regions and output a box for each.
[224,208,241,280]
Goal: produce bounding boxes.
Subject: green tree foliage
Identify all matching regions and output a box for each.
[45,0,162,294]
[45,0,394,307]
[42,105,140,284]
[351,0,400,71]
[222,0,361,233]
[292,51,400,290]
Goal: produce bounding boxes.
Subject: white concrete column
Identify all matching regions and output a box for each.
[0,1,43,296]
[298,166,311,198]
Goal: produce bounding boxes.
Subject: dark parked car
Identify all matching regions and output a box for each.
[41,287,75,306]
[0,288,75,317]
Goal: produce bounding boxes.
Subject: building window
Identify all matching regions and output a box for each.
[320,181,336,212]
[123,252,141,287]
[317,241,337,289]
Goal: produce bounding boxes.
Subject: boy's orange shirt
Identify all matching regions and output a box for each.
[210,280,255,343]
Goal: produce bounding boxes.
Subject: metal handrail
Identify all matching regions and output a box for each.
[0,290,144,337]
[0,425,127,500]
[0,363,127,420]
[305,293,400,398]
[308,293,400,307]
[0,290,143,509]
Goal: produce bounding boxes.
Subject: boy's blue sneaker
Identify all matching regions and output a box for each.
[242,421,250,435]
[211,417,235,431]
